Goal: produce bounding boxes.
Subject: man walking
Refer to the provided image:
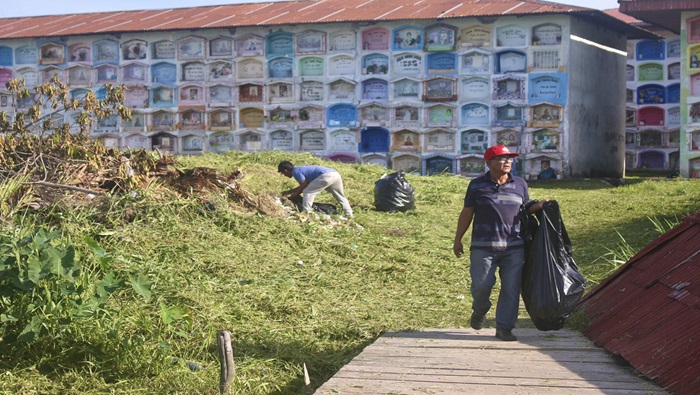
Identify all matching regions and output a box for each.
[278,161,353,218]
[453,145,545,341]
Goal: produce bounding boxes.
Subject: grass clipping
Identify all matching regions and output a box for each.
[0,131,286,218]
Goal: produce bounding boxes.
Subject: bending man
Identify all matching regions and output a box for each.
[278,161,353,218]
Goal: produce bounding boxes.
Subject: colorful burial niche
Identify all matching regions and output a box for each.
[150,110,176,131]
[208,61,234,82]
[300,80,324,102]
[461,76,490,100]
[177,107,204,130]
[297,105,325,129]
[392,153,421,173]
[208,109,234,130]
[460,102,489,126]
[424,129,455,152]
[208,36,233,58]
[208,85,234,106]
[361,27,390,51]
[638,106,665,126]
[67,65,91,86]
[424,154,455,175]
[393,52,422,75]
[424,23,457,51]
[329,31,357,52]
[359,127,390,153]
[238,83,263,103]
[391,129,421,152]
[393,104,421,128]
[122,112,146,132]
[494,127,520,148]
[494,102,525,127]
[68,43,91,63]
[96,64,118,84]
[239,107,264,128]
[459,25,491,49]
[151,132,177,153]
[239,131,264,151]
[181,133,205,153]
[237,58,264,79]
[529,103,562,127]
[151,40,176,60]
[39,42,66,65]
[459,128,488,154]
[637,128,662,147]
[177,36,205,60]
[123,134,151,150]
[179,84,204,105]
[294,30,326,54]
[268,82,294,103]
[362,53,389,75]
[269,129,294,151]
[636,40,664,61]
[427,104,456,127]
[151,62,176,85]
[361,78,388,101]
[121,39,147,61]
[329,78,356,101]
[359,103,389,127]
[496,24,527,47]
[328,129,358,153]
[460,49,491,74]
[493,75,525,100]
[530,128,560,151]
[393,78,420,100]
[236,34,265,57]
[329,55,356,76]
[327,103,358,128]
[423,77,457,101]
[638,150,665,169]
[300,130,325,152]
[208,132,235,153]
[530,49,561,71]
[458,155,485,175]
[392,25,424,51]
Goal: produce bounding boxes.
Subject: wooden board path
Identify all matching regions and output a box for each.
[314,328,667,394]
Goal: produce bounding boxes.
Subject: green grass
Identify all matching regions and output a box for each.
[1,150,698,394]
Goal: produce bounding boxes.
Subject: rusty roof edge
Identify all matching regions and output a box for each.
[579,212,700,306]
[0,4,662,40]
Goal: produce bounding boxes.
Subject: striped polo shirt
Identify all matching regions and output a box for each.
[463,171,529,251]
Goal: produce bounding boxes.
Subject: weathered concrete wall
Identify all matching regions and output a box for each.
[567,17,627,178]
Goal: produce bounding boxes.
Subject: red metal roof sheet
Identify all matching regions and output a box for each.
[579,211,700,395]
[0,0,651,40]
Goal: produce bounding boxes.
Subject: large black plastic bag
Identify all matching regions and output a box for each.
[289,195,338,215]
[520,200,587,331]
[374,172,415,212]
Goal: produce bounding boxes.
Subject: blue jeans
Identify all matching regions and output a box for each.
[469,247,525,330]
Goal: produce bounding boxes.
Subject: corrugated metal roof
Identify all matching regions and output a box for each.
[579,211,700,395]
[603,8,644,25]
[619,0,699,34]
[0,0,655,40]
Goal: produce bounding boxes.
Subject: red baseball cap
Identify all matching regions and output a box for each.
[484,145,520,161]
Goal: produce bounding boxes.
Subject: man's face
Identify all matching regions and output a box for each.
[487,155,514,174]
[281,168,293,178]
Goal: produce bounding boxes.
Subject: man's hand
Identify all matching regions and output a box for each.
[453,240,464,258]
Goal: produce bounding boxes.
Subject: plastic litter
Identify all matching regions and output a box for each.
[519,200,587,331]
[374,172,415,212]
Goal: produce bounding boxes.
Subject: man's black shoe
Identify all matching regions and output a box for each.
[495,328,517,341]
[470,313,486,330]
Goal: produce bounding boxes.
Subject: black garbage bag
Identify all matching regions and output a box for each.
[289,195,338,215]
[519,200,587,331]
[374,172,415,212]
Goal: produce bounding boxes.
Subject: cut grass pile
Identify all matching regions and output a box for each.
[1,150,698,395]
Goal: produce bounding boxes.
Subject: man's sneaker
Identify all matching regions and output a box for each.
[469,313,486,330]
[495,328,517,341]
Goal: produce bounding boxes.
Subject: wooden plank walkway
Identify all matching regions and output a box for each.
[315,328,667,395]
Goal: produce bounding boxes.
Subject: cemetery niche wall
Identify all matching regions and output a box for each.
[0,8,651,179]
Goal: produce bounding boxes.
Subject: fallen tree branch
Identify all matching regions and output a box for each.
[32,181,105,195]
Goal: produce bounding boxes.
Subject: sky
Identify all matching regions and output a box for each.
[1,0,622,18]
